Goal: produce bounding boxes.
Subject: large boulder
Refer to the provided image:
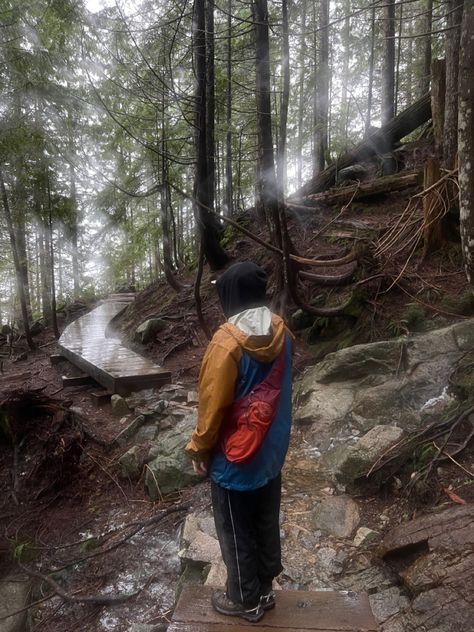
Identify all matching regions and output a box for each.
[294,320,473,452]
[327,425,406,487]
[145,414,200,499]
[134,318,168,344]
[311,495,360,538]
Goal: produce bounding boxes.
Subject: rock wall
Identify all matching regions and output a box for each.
[293,319,474,486]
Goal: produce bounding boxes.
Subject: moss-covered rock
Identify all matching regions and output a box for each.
[144,414,200,499]
[134,318,168,344]
[329,425,405,486]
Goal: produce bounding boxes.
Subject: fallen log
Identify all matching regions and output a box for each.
[291,92,431,198]
[292,172,422,208]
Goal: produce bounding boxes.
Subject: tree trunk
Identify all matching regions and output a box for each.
[161,180,182,291]
[0,166,35,349]
[296,0,307,187]
[39,215,52,326]
[365,4,376,134]
[277,0,290,194]
[443,0,464,170]
[57,230,64,299]
[394,0,403,116]
[292,93,432,199]
[313,0,329,174]
[193,0,228,270]
[252,0,284,299]
[421,0,433,95]
[406,10,414,104]
[431,58,446,156]
[205,0,215,211]
[252,0,280,238]
[341,0,350,145]
[458,2,474,285]
[47,173,60,338]
[69,164,80,298]
[224,0,233,217]
[382,0,396,124]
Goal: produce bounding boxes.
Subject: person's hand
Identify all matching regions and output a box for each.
[192,460,208,476]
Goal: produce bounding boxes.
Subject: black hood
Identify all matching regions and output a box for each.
[216,261,268,318]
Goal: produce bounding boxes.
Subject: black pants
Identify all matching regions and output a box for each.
[211,474,283,608]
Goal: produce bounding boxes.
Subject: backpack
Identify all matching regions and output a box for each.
[221,341,286,464]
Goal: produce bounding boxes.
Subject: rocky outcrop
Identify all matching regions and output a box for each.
[380,505,474,632]
[293,321,472,486]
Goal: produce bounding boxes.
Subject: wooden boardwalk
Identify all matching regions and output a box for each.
[168,585,379,632]
[58,298,171,395]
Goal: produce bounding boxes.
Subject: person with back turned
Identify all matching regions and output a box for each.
[185,261,293,623]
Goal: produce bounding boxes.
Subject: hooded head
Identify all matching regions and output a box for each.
[216,261,268,318]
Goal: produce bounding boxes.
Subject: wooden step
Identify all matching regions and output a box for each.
[168,585,379,632]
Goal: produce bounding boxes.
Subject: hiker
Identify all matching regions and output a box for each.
[185,261,293,623]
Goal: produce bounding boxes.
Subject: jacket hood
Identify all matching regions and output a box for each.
[216,261,268,318]
[222,312,288,363]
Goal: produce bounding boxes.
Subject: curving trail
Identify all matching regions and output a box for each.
[58,297,171,395]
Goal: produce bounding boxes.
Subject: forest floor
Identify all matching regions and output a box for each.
[1,163,474,631]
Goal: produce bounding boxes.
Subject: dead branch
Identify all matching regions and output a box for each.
[433,442,474,478]
[17,561,141,605]
[0,591,64,623]
[49,503,190,573]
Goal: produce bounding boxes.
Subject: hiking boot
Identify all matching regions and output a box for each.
[260,590,276,610]
[211,590,264,623]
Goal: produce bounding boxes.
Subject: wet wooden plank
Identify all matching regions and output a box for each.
[169,585,379,632]
[168,625,358,632]
[58,301,171,395]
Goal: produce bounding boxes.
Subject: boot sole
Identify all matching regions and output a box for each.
[212,602,264,623]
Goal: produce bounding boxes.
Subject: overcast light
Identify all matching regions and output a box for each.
[85,0,115,13]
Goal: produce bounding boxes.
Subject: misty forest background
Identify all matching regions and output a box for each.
[1,0,473,344]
